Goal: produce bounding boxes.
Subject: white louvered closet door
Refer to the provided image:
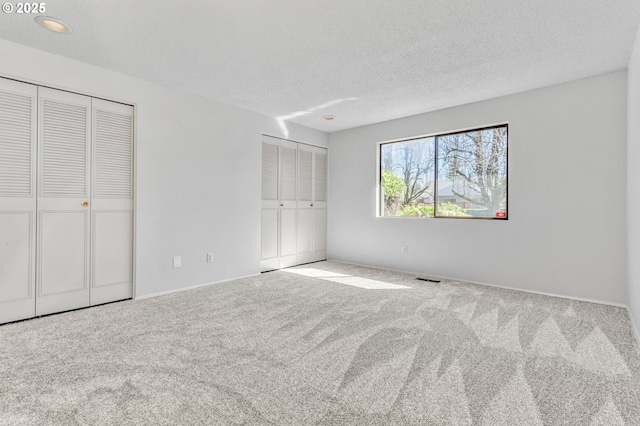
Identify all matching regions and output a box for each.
[0,78,37,324]
[261,136,327,271]
[261,137,279,271]
[279,139,298,268]
[297,146,327,263]
[296,145,314,263]
[313,149,328,258]
[260,136,300,271]
[36,87,92,316]
[90,99,133,306]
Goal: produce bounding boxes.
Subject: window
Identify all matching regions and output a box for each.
[379,125,508,219]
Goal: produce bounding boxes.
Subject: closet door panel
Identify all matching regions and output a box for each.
[314,149,327,209]
[280,208,297,267]
[279,140,297,208]
[261,137,298,270]
[296,208,314,264]
[297,147,312,209]
[0,78,37,324]
[297,209,313,253]
[313,208,327,254]
[93,212,132,286]
[261,137,279,210]
[311,148,327,262]
[36,87,91,316]
[0,213,32,299]
[296,146,314,262]
[92,103,133,200]
[91,211,132,305]
[0,81,35,196]
[279,140,297,267]
[261,136,280,271]
[260,209,278,271]
[39,211,87,294]
[90,99,133,305]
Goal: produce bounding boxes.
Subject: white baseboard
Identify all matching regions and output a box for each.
[134,273,259,300]
[327,258,629,309]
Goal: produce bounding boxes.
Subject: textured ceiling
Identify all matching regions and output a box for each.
[1,0,639,132]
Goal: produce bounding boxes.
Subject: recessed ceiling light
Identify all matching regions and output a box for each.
[323,115,335,121]
[35,16,72,34]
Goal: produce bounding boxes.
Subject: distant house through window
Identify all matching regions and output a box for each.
[379,125,508,219]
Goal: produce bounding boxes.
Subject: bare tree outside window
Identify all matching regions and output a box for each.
[436,126,507,218]
[381,138,435,217]
[379,125,507,219]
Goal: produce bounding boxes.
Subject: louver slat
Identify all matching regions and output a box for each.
[94,110,133,198]
[41,100,87,197]
[262,143,278,200]
[0,90,32,196]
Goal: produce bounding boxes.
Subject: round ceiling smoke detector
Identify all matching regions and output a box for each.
[323,115,336,121]
[35,16,72,34]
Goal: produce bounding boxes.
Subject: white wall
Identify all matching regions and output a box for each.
[0,39,328,298]
[628,28,640,336]
[328,71,628,305]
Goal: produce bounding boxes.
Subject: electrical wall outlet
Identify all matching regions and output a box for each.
[206,253,214,263]
[401,245,409,254]
[173,256,182,268]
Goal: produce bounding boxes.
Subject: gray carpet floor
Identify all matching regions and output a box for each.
[1,261,639,425]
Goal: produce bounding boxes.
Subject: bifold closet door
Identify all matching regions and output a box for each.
[279,139,298,268]
[296,145,314,264]
[313,149,327,258]
[36,87,92,316]
[297,145,327,263]
[260,136,298,271]
[261,138,279,271]
[90,99,133,305]
[0,78,37,324]
[0,80,133,323]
